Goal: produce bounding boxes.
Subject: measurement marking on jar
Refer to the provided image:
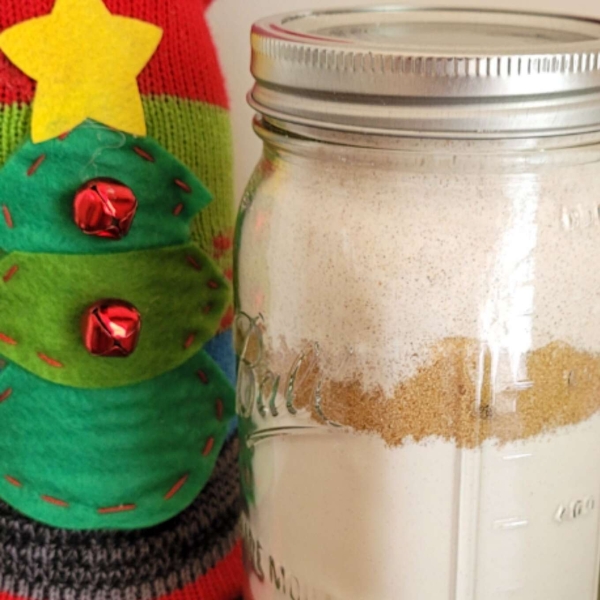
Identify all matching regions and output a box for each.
[502,452,532,461]
[494,517,529,530]
[555,496,596,523]
[562,204,600,231]
[512,380,534,391]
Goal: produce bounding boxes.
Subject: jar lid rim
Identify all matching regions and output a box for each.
[250,6,600,136]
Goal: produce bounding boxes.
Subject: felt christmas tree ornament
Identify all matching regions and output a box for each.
[0,0,243,597]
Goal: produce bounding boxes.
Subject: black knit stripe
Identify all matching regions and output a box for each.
[0,437,241,600]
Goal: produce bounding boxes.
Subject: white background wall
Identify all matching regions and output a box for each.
[208,0,600,200]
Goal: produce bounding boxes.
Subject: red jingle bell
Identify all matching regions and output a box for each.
[82,300,142,357]
[73,178,137,239]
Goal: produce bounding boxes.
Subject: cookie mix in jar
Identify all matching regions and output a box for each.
[236,7,600,600]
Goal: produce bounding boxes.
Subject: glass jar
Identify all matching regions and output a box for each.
[236,8,600,600]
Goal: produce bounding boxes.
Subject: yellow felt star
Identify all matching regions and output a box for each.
[0,0,163,143]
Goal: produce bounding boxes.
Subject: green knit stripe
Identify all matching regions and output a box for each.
[0,103,31,168]
[0,98,234,273]
[143,96,235,274]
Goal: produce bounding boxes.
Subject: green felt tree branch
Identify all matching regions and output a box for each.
[0,351,234,530]
[0,244,230,388]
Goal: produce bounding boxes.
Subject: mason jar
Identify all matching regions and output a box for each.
[235,8,600,600]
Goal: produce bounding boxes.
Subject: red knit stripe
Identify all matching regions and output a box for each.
[0,0,228,108]
[0,542,244,600]
[155,541,245,600]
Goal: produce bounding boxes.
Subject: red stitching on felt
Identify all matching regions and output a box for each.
[174,179,192,193]
[38,353,64,368]
[0,333,17,346]
[4,475,22,488]
[58,131,70,141]
[186,255,202,270]
[207,280,219,290]
[173,203,184,216]
[3,265,18,283]
[164,474,189,500]
[216,399,224,421]
[184,333,195,349]
[41,495,69,508]
[2,205,13,229]
[98,504,136,514]
[27,154,46,176]
[133,146,155,162]
[197,370,209,384]
[202,437,215,456]
[0,389,12,403]
[224,268,233,282]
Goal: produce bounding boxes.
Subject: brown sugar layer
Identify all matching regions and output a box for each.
[272,338,600,448]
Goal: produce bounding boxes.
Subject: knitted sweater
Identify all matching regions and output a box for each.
[0,0,243,598]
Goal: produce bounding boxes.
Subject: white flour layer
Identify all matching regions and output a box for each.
[245,412,600,600]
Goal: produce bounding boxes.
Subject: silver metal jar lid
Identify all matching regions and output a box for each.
[249,7,600,137]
